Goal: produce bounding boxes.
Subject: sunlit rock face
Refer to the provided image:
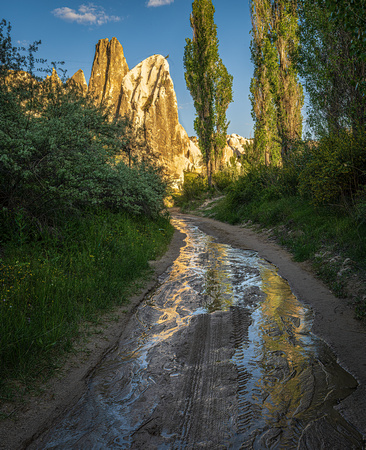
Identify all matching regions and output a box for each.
[228,133,252,152]
[68,69,88,95]
[189,134,253,169]
[117,54,202,184]
[45,67,62,87]
[88,37,129,115]
[69,38,201,185]
[70,37,252,185]
[221,134,253,166]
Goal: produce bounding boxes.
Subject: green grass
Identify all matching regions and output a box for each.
[0,210,174,400]
[213,194,366,265]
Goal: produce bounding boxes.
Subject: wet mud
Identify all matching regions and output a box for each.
[32,217,364,449]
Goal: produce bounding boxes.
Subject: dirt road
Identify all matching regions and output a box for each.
[1,213,366,448]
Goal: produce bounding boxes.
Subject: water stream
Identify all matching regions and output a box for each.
[35,217,363,449]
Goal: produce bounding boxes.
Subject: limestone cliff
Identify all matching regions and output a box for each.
[189,134,253,169]
[88,37,129,115]
[69,37,250,184]
[221,134,253,166]
[117,54,201,181]
[82,38,201,184]
[45,67,62,86]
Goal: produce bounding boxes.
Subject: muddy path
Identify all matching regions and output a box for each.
[1,213,366,449]
[28,214,365,448]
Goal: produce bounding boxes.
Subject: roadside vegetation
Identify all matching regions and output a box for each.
[175,146,366,319]
[178,0,366,319]
[0,20,173,404]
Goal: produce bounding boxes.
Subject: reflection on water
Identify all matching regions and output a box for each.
[37,217,363,449]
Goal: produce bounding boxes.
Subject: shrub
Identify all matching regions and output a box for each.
[179,172,209,201]
[225,163,298,206]
[298,130,366,205]
[212,169,233,191]
[212,156,243,191]
[0,21,168,241]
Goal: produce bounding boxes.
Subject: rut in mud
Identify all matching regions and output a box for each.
[32,217,363,449]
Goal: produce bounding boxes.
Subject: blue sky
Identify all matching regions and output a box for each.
[2,1,254,138]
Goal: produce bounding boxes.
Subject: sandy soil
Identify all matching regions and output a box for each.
[1,212,366,448]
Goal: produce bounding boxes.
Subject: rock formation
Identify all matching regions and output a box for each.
[45,67,62,87]
[189,134,253,169]
[77,37,201,185]
[116,54,202,181]
[68,37,250,185]
[221,134,253,166]
[88,37,129,116]
[67,69,88,95]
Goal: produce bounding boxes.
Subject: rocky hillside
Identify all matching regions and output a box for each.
[68,37,201,185]
[68,37,251,185]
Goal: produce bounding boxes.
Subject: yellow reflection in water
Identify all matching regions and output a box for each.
[202,241,234,313]
[257,266,311,427]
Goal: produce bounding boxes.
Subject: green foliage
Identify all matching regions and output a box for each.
[0,210,174,394]
[354,187,366,226]
[184,0,233,184]
[105,161,167,217]
[250,0,303,163]
[325,0,366,67]
[212,170,233,192]
[173,172,209,209]
[212,59,233,166]
[212,161,239,191]
[225,164,299,208]
[298,0,366,135]
[0,21,174,396]
[298,131,366,205]
[0,20,168,239]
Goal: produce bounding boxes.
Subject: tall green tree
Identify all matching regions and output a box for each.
[298,0,366,136]
[296,0,366,206]
[325,0,366,66]
[250,0,281,166]
[250,0,303,162]
[213,59,233,169]
[184,0,233,184]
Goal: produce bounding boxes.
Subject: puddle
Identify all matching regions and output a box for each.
[34,217,363,449]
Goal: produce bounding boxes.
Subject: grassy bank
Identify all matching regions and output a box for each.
[0,210,174,403]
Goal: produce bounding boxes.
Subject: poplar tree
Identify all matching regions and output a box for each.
[250,0,303,162]
[250,0,281,166]
[298,0,366,135]
[273,0,303,157]
[184,0,233,184]
[213,59,233,169]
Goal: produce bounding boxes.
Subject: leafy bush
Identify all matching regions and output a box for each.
[212,169,233,191]
[104,162,167,218]
[225,163,299,206]
[0,20,168,243]
[173,172,209,206]
[212,155,244,191]
[298,130,366,205]
[0,20,173,398]
[353,186,366,226]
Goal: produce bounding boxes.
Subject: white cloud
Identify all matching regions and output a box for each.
[52,3,121,26]
[147,0,174,7]
[16,40,30,47]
